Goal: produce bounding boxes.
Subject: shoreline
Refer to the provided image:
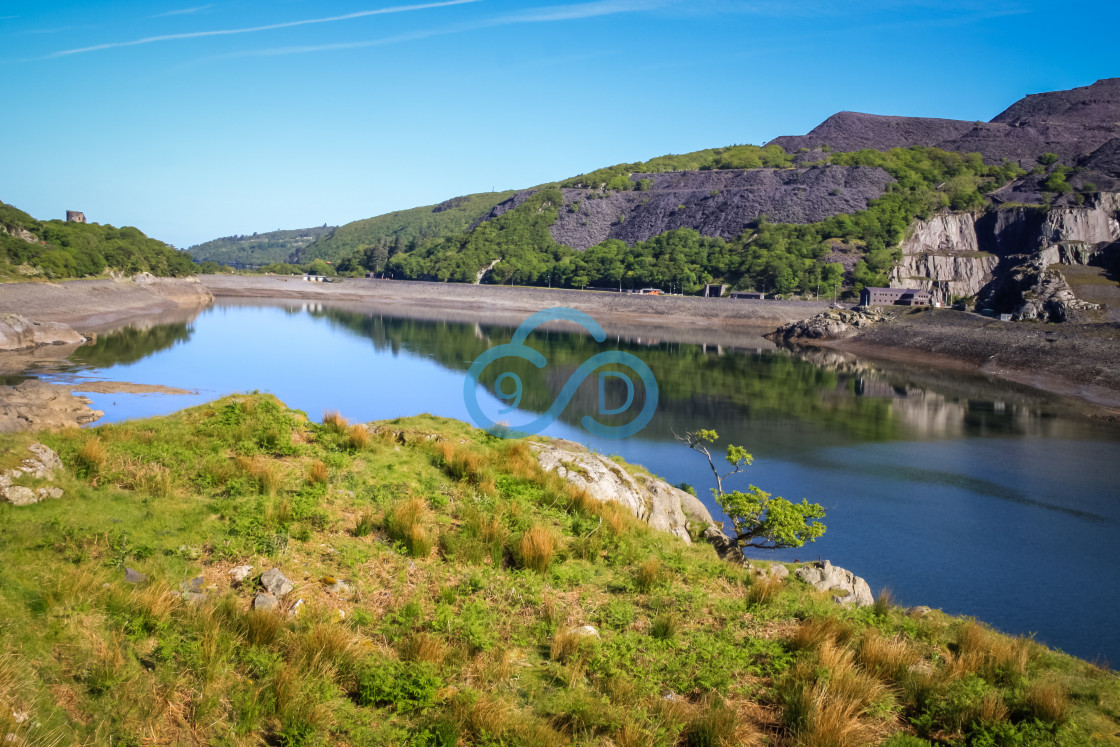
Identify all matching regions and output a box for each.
[2,274,1119,415]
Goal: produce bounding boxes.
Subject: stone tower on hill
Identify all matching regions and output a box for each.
[65,211,86,223]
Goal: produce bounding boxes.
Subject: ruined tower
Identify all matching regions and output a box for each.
[66,210,86,223]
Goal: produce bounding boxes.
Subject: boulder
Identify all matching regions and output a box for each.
[562,625,599,640]
[253,592,278,611]
[769,308,885,343]
[533,440,719,544]
[228,565,253,583]
[260,568,293,597]
[124,567,147,584]
[795,560,873,607]
[0,314,85,352]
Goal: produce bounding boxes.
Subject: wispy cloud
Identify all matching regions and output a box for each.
[150,5,215,19]
[47,0,479,59]
[213,0,685,59]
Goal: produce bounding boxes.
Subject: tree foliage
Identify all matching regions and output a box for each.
[0,201,196,280]
[677,429,826,552]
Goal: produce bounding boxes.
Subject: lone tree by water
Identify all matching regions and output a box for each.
[677,429,826,551]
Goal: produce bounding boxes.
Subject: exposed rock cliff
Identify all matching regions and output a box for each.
[889,213,999,305]
[880,194,1119,320]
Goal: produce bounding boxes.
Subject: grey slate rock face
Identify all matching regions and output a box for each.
[260,568,293,597]
[124,567,147,584]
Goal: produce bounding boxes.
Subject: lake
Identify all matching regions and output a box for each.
[24,299,1120,666]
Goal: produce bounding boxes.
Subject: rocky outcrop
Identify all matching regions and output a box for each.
[890,213,999,305]
[0,314,85,352]
[532,439,718,544]
[0,442,64,506]
[769,308,886,342]
[0,380,103,432]
[795,560,874,607]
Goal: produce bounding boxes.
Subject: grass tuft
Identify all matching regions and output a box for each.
[1025,679,1069,723]
[345,424,370,450]
[514,525,556,573]
[307,460,329,485]
[322,410,348,433]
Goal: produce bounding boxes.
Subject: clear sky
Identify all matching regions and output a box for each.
[2,0,1116,249]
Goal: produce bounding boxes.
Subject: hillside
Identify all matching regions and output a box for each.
[292,191,518,265]
[302,79,1118,301]
[1,394,1117,745]
[187,226,335,266]
[0,201,197,280]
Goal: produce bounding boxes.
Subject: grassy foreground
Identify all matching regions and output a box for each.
[0,395,1116,746]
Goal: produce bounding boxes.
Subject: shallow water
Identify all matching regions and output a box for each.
[24,300,1120,665]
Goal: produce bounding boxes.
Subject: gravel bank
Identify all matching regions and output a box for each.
[200,275,833,329]
[0,277,212,331]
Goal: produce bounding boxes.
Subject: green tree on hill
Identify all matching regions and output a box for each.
[678,429,826,551]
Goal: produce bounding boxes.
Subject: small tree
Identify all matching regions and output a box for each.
[677,429,825,551]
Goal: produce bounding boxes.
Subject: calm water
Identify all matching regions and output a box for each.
[21,300,1120,665]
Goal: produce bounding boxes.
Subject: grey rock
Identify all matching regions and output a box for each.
[0,380,102,433]
[908,605,932,618]
[770,308,885,342]
[533,440,719,544]
[321,577,350,595]
[253,592,278,611]
[563,625,599,639]
[228,565,253,583]
[795,560,873,607]
[0,443,65,505]
[124,567,147,584]
[702,525,747,564]
[260,568,293,597]
[0,314,85,352]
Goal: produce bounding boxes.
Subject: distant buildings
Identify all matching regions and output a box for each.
[729,291,765,300]
[66,211,86,223]
[860,287,932,306]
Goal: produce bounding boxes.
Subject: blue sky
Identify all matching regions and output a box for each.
[2,0,1116,249]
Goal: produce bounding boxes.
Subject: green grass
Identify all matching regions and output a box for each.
[0,393,1116,745]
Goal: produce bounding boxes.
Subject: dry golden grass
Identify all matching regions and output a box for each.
[384,497,434,557]
[454,692,514,740]
[307,460,329,485]
[297,623,361,674]
[634,557,665,592]
[787,616,855,652]
[779,641,894,747]
[550,627,593,663]
[322,410,348,433]
[515,524,556,573]
[873,587,894,617]
[953,620,1030,684]
[240,609,285,646]
[1025,679,1069,723]
[400,632,447,665]
[236,455,282,495]
[747,574,784,606]
[141,464,173,498]
[345,424,370,450]
[856,630,923,681]
[76,436,107,481]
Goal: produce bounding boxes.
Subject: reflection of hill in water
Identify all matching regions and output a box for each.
[70,321,194,369]
[305,304,1108,444]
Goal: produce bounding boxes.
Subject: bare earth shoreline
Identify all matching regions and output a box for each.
[1,274,1118,415]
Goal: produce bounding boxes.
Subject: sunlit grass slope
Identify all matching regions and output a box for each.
[0,395,1116,745]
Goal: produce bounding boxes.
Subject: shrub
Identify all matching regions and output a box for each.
[384,497,433,558]
[683,696,739,747]
[353,511,376,537]
[357,659,443,712]
[650,612,679,640]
